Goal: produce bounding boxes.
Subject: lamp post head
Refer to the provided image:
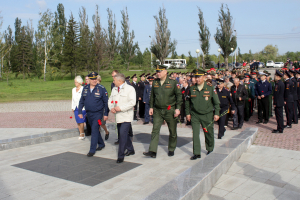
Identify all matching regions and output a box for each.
[218,48,221,53]
[231,48,234,51]
[196,49,200,54]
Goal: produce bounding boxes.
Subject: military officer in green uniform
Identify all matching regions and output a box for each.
[185,69,221,160]
[143,65,182,158]
[244,73,255,121]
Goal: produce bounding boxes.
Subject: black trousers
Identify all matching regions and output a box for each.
[138,100,145,118]
[85,118,91,136]
[133,101,138,120]
[292,101,298,124]
[117,124,133,139]
[117,122,134,159]
[218,107,228,138]
[233,104,244,128]
[258,97,269,121]
[298,100,300,117]
[275,106,284,132]
[285,102,293,126]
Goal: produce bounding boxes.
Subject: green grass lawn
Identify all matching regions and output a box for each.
[0,69,191,103]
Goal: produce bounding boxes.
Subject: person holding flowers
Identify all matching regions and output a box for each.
[108,73,136,163]
[143,65,182,158]
[78,72,109,157]
[185,68,220,160]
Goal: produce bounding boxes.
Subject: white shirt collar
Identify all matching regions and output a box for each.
[119,83,125,90]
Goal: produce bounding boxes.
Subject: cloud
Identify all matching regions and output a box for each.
[36,0,47,10]
[292,26,300,32]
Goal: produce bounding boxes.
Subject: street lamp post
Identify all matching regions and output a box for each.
[196,49,200,69]
[149,36,152,68]
[231,47,234,69]
[234,30,237,65]
[218,48,221,69]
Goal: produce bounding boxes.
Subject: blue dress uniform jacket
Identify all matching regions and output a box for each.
[284,79,294,103]
[78,84,109,154]
[143,84,152,123]
[255,80,272,97]
[274,80,285,107]
[290,77,298,101]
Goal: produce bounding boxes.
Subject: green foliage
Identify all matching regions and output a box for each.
[198,7,211,70]
[214,4,237,69]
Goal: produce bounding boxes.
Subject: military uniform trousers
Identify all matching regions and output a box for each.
[144,103,150,123]
[133,101,138,120]
[269,95,273,117]
[275,106,284,132]
[117,122,134,159]
[138,100,145,118]
[250,98,255,117]
[233,105,244,128]
[191,111,214,155]
[285,102,293,126]
[293,101,298,124]
[244,100,251,121]
[298,100,300,117]
[218,107,228,138]
[85,118,91,136]
[258,97,269,121]
[87,112,105,154]
[149,108,177,153]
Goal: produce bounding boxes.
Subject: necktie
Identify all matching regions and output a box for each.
[118,87,120,93]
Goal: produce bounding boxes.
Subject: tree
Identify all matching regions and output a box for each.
[198,7,211,69]
[181,54,185,59]
[92,5,107,72]
[214,4,237,69]
[3,26,13,83]
[106,8,120,64]
[78,6,92,73]
[150,7,177,65]
[120,7,138,71]
[142,48,151,67]
[171,50,177,59]
[63,13,79,78]
[36,9,54,81]
[187,51,194,67]
[50,3,66,70]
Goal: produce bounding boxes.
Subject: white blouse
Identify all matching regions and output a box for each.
[72,86,85,110]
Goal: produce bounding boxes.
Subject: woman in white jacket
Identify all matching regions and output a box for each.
[72,76,86,140]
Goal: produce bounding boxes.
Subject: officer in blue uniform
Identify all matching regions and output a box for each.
[284,71,294,128]
[272,70,285,133]
[78,72,109,157]
[255,72,272,124]
[289,69,298,124]
[143,76,154,124]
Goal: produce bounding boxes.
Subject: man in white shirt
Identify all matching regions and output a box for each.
[108,73,136,163]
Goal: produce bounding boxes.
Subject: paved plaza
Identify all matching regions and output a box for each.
[0,100,300,199]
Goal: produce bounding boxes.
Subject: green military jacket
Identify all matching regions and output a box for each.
[185,82,221,116]
[150,76,182,110]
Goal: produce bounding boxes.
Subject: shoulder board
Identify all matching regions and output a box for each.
[98,84,104,88]
[84,85,89,89]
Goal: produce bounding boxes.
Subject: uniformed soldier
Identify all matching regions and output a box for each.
[78,72,109,157]
[143,76,154,124]
[143,65,182,158]
[255,72,272,124]
[216,78,235,139]
[138,73,146,118]
[289,69,298,124]
[296,70,300,118]
[283,71,294,128]
[266,72,275,118]
[185,69,220,160]
[131,74,139,121]
[244,74,255,121]
[272,70,285,133]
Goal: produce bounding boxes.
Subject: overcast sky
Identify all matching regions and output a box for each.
[1,0,300,57]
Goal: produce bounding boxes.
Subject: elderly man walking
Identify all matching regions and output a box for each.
[108,73,136,163]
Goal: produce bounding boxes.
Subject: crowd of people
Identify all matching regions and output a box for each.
[70,64,300,163]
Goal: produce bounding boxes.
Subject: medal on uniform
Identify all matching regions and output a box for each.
[205,97,208,101]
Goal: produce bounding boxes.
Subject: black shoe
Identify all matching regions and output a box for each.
[284,125,292,128]
[134,118,138,121]
[96,146,105,151]
[218,136,222,139]
[114,141,119,145]
[190,155,201,160]
[105,133,109,140]
[143,122,149,125]
[116,158,124,163]
[125,151,135,156]
[207,151,213,155]
[238,126,242,129]
[256,121,263,124]
[272,130,283,133]
[263,120,269,124]
[87,152,95,157]
[231,127,238,130]
[186,122,191,125]
[168,151,174,157]
[143,151,156,158]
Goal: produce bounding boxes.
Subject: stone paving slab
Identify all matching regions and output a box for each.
[0,128,66,140]
[0,125,242,200]
[201,145,300,200]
